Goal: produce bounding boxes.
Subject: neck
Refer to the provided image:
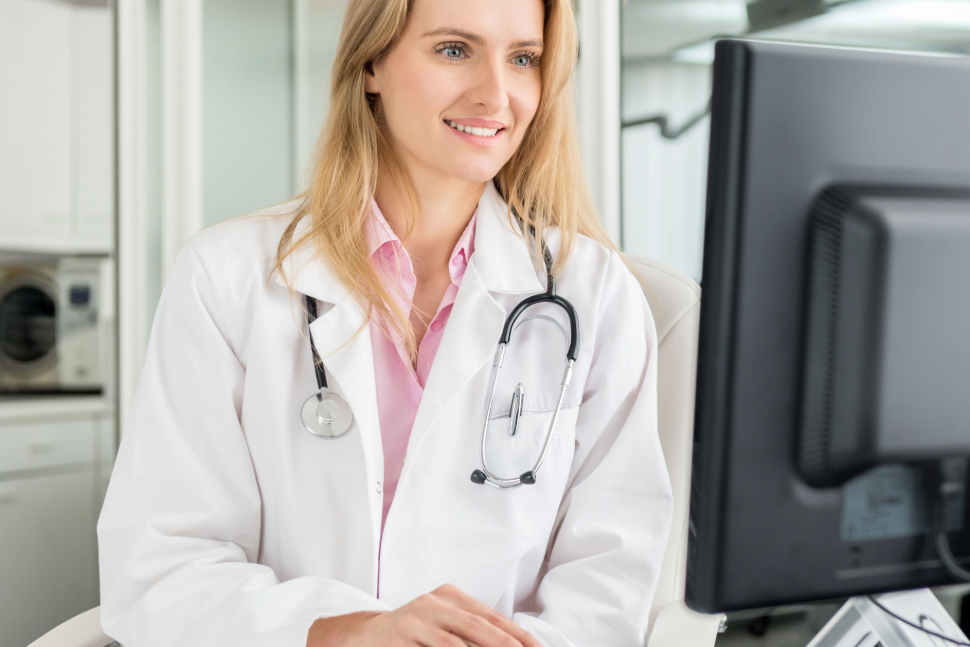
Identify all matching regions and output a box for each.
[374,170,485,279]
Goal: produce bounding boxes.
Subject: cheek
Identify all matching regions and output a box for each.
[508,79,543,145]
[380,60,454,139]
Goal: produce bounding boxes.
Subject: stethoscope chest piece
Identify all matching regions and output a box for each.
[301,390,353,438]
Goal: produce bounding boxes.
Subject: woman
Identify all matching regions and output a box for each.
[98,0,672,645]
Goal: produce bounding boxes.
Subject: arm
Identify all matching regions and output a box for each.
[97,243,390,647]
[512,251,674,646]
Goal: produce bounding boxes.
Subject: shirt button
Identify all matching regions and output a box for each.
[451,255,462,266]
[376,482,382,494]
[430,321,442,332]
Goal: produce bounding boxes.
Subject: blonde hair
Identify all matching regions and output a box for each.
[275,0,616,361]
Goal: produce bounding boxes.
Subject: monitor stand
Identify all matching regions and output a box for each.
[808,588,968,647]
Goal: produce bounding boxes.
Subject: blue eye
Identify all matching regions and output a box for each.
[513,55,532,67]
[442,46,463,59]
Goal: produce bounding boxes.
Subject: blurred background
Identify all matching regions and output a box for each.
[0,0,968,644]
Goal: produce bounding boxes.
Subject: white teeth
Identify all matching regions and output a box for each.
[447,121,500,137]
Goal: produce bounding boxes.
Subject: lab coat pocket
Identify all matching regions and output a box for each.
[482,406,579,484]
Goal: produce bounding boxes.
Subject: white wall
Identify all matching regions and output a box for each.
[293,0,349,191]
[202,0,294,227]
[621,61,712,281]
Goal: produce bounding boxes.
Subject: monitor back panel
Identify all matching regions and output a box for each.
[688,40,970,612]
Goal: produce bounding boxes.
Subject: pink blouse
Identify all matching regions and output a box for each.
[364,200,477,532]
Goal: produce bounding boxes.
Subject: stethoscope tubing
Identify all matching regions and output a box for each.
[470,242,580,488]
[498,293,579,362]
[299,236,580,488]
[305,295,328,390]
[476,348,575,488]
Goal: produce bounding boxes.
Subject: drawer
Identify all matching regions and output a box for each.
[0,471,98,646]
[0,416,98,474]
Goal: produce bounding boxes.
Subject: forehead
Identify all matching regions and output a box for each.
[406,0,545,45]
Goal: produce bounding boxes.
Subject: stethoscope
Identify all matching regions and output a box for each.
[301,295,355,439]
[300,244,580,490]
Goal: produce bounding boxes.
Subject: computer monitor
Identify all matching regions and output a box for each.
[686,39,970,613]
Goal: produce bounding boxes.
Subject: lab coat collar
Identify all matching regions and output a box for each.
[275,180,543,306]
[471,181,544,295]
[276,213,350,306]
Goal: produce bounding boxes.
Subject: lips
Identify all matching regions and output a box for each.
[446,120,502,138]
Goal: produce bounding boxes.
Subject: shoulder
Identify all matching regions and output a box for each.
[163,199,303,312]
[159,199,304,358]
[557,231,645,304]
[166,199,304,307]
[554,231,657,346]
[185,199,303,276]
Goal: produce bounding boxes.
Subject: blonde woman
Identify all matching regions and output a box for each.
[98,0,672,645]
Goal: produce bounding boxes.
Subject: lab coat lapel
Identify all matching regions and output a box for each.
[405,262,505,464]
[307,297,384,532]
[403,181,543,467]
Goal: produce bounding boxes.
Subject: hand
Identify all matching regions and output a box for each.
[306,584,542,647]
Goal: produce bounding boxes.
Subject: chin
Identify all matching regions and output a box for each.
[434,158,507,184]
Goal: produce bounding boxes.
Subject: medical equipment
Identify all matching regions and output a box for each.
[301,294,354,438]
[470,246,580,489]
[300,245,580,489]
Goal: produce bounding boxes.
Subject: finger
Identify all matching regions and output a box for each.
[415,625,470,647]
[441,608,530,647]
[433,588,540,647]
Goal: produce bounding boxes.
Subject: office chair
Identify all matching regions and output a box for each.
[26,607,110,647]
[629,256,724,647]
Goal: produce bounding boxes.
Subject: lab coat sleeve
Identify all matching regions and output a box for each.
[512,251,674,647]
[97,242,390,647]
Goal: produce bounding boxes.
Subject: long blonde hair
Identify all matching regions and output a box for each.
[275,0,615,360]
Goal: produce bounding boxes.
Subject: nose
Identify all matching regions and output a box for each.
[467,57,509,116]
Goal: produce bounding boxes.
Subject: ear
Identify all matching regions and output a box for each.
[364,61,381,94]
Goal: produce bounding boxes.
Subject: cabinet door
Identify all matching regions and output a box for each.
[74,5,114,248]
[0,0,73,246]
[0,415,98,474]
[0,470,99,647]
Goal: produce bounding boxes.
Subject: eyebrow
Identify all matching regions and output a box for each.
[421,27,543,49]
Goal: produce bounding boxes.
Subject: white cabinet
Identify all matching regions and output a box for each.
[0,408,113,647]
[0,0,73,243]
[74,6,115,248]
[0,0,114,254]
[0,471,99,647]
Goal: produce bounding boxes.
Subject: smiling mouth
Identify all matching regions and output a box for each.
[446,121,503,138]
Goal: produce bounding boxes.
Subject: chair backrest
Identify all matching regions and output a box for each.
[626,256,703,625]
[26,607,110,647]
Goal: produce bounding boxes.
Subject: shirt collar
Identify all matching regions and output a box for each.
[365,197,477,283]
[278,180,544,305]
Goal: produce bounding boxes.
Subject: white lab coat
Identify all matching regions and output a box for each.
[97,181,672,647]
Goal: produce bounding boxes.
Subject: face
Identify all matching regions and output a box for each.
[365,0,545,184]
